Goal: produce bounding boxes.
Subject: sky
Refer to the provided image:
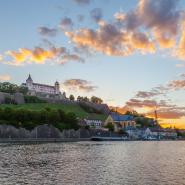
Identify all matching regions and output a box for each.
[1,0,185,128]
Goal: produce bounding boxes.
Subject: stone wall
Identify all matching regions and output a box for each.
[0,92,25,104]
[0,124,117,139]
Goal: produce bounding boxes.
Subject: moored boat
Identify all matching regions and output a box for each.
[91,136,128,141]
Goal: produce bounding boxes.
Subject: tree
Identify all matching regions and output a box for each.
[0,82,18,93]
[105,122,114,132]
[24,95,46,103]
[64,112,79,130]
[69,94,75,101]
[0,106,80,131]
[125,110,144,117]
[91,96,103,104]
[62,92,66,98]
[83,96,89,102]
[19,86,28,95]
[77,96,82,101]
[0,82,28,94]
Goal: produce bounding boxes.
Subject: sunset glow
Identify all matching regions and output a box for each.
[1,0,185,128]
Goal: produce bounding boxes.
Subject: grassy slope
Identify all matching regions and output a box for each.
[0,103,107,121]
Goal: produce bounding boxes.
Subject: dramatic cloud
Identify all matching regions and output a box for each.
[73,0,91,5]
[63,79,97,92]
[60,17,73,30]
[124,97,185,119]
[114,12,126,21]
[175,21,185,59]
[66,0,185,59]
[38,26,58,37]
[4,46,83,65]
[126,99,157,108]
[125,98,175,109]
[138,1,179,32]
[123,0,180,48]
[90,8,103,23]
[6,47,66,65]
[66,23,155,56]
[0,74,11,81]
[135,85,169,99]
[169,80,185,90]
[135,91,162,98]
[146,108,185,119]
[61,54,84,64]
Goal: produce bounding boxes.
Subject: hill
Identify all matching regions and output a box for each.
[0,103,107,121]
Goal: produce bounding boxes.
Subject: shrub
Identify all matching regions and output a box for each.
[79,102,103,114]
[24,95,47,103]
[0,107,79,131]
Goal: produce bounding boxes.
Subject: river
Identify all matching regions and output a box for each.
[0,141,185,185]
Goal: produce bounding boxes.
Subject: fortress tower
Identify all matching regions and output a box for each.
[26,74,33,87]
[55,81,60,94]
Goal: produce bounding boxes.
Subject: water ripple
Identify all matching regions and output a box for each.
[0,141,185,185]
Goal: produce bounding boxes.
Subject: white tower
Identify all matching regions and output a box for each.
[55,81,60,94]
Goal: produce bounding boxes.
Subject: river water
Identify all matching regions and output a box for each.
[0,141,185,185]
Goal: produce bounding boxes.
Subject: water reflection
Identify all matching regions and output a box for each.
[0,141,185,185]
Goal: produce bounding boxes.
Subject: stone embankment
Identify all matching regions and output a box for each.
[0,124,117,142]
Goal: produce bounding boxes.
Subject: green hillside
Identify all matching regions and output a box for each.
[0,103,107,121]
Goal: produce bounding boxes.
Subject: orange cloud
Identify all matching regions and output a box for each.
[126,99,159,108]
[66,23,155,56]
[153,30,176,48]
[169,79,185,90]
[146,109,185,119]
[5,46,83,66]
[114,12,126,21]
[65,0,185,59]
[175,21,185,59]
[109,105,131,114]
[63,79,97,92]
[0,74,11,81]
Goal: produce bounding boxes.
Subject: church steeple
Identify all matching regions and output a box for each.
[27,74,32,81]
[26,74,33,85]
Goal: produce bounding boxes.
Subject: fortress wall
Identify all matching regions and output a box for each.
[0,124,113,139]
[0,92,25,104]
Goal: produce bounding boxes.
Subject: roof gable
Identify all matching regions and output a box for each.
[111,113,134,121]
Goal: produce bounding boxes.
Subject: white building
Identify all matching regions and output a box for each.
[81,119,103,129]
[22,74,61,96]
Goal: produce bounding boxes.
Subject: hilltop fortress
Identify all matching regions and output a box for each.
[22,74,65,99]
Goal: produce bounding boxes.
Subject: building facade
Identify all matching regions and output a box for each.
[128,128,178,140]
[22,74,61,96]
[80,119,103,129]
[104,113,136,132]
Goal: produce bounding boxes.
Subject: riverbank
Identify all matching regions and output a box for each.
[0,138,91,144]
[0,138,182,144]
